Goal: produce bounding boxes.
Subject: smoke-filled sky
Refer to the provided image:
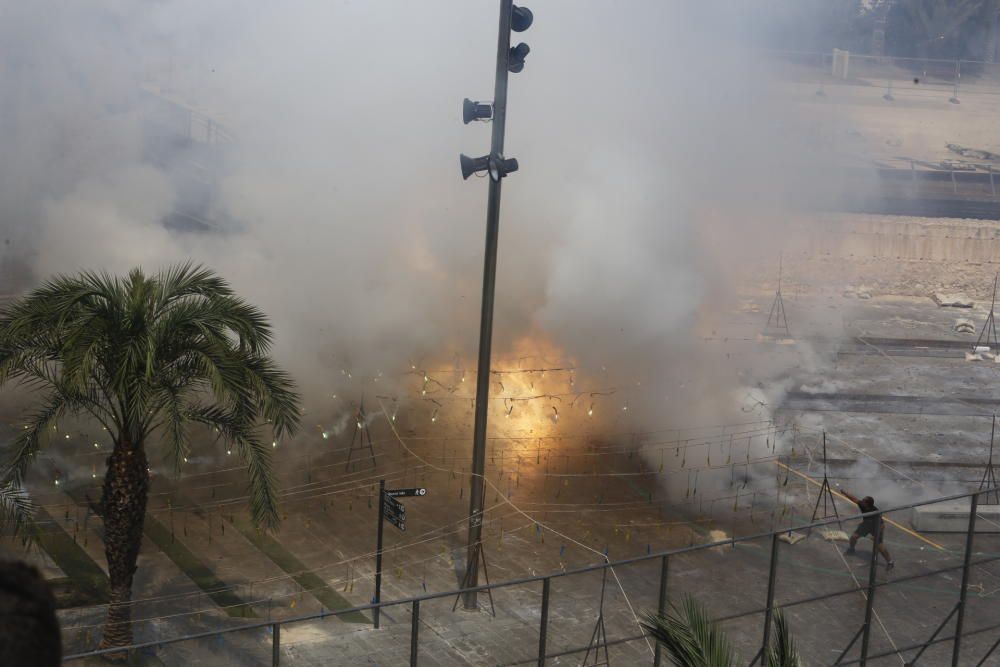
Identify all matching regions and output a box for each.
[0,1,844,425]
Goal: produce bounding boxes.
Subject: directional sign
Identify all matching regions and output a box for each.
[382,497,406,520]
[385,487,427,498]
[385,512,406,531]
[384,495,405,515]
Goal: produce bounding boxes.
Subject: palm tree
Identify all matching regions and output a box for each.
[643,596,802,667]
[0,264,300,653]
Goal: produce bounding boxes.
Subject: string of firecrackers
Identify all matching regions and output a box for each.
[408,365,578,376]
[31,459,426,524]
[376,395,775,452]
[29,404,770,516]
[358,416,775,446]
[28,422,784,513]
[337,358,631,402]
[29,425,784,524]
[356,412,778,461]
[396,384,619,402]
[0,380,656,460]
[35,404,453,490]
[33,410,777,476]
[331,363,580,395]
[29,446,413,509]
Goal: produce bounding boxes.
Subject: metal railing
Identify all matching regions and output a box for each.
[62,487,1000,666]
[765,49,1000,105]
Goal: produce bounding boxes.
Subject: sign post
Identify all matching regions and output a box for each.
[374,479,386,628]
[373,483,427,628]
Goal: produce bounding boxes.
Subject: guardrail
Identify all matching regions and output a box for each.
[63,487,1000,666]
[765,49,1000,107]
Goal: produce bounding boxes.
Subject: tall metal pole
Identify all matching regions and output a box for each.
[952,492,979,666]
[653,555,669,667]
[410,600,420,666]
[859,518,882,664]
[760,534,781,654]
[374,478,385,627]
[464,0,514,611]
[537,577,551,665]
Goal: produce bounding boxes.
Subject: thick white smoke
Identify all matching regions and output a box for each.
[0,1,848,444]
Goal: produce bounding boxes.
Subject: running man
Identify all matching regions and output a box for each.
[840,490,895,570]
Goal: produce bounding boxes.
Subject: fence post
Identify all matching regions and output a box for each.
[952,492,979,666]
[410,599,420,666]
[760,533,781,655]
[859,517,882,665]
[538,577,551,666]
[653,555,669,667]
[272,623,280,667]
[950,59,962,103]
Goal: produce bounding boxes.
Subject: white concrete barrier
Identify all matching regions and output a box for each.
[911,499,1000,533]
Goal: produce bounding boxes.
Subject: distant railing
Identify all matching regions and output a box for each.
[765,49,1000,104]
[61,487,1000,666]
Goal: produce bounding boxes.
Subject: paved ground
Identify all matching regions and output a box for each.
[768,57,1000,171]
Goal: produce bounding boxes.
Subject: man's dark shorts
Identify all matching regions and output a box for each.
[854,520,884,543]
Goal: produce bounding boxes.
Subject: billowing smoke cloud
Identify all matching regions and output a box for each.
[0,1,849,456]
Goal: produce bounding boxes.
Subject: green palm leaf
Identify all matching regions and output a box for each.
[0,264,301,649]
[765,612,802,667]
[0,482,36,545]
[643,596,736,667]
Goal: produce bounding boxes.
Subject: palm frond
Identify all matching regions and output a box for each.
[155,384,190,472]
[155,262,232,307]
[0,271,109,337]
[186,404,280,530]
[764,612,801,667]
[643,596,736,667]
[153,286,273,357]
[1,392,68,488]
[238,354,301,438]
[0,264,300,538]
[0,482,37,546]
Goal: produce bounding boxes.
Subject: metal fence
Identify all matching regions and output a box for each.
[62,488,1000,666]
[766,49,1000,104]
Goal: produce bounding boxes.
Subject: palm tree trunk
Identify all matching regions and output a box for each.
[98,437,149,657]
